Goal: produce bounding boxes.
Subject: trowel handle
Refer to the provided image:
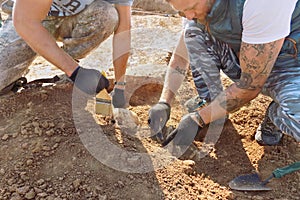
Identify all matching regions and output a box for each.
[272,161,300,178]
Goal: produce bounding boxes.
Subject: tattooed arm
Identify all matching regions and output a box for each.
[160,32,190,104]
[197,38,284,123]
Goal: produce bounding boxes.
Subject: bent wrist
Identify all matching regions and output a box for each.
[191,112,206,128]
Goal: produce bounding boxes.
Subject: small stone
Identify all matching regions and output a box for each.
[46,130,55,136]
[42,146,51,151]
[26,159,33,166]
[41,121,49,129]
[10,192,22,200]
[118,181,125,188]
[36,179,45,185]
[0,168,5,175]
[34,127,42,136]
[182,160,196,167]
[12,132,19,138]
[7,178,16,185]
[252,196,264,200]
[73,179,81,189]
[16,186,30,195]
[37,192,48,197]
[98,195,107,200]
[25,189,36,199]
[21,143,29,149]
[2,134,9,141]
[32,122,39,128]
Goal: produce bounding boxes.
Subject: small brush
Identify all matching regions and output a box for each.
[95,71,113,116]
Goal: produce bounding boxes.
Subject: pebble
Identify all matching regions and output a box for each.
[73,179,81,189]
[117,181,125,188]
[34,127,42,136]
[1,134,9,141]
[32,122,40,128]
[37,179,45,185]
[12,132,19,138]
[46,130,55,136]
[26,159,33,166]
[24,189,36,199]
[182,160,196,167]
[41,121,49,129]
[0,168,5,175]
[252,196,264,200]
[16,186,30,195]
[10,192,22,200]
[98,195,107,200]
[7,178,16,185]
[37,192,48,197]
[21,143,29,149]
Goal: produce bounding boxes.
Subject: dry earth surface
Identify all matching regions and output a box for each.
[1,2,300,200]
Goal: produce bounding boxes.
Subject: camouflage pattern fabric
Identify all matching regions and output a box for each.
[0,0,118,91]
[184,19,300,142]
[184,19,241,102]
[262,60,300,142]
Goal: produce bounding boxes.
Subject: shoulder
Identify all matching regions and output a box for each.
[242,0,298,44]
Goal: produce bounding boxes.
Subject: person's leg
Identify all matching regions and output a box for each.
[0,16,37,91]
[257,61,300,144]
[0,0,116,93]
[56,0,119,60]
[183,20,241,111]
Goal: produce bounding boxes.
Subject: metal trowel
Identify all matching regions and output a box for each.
[229,161,300,191]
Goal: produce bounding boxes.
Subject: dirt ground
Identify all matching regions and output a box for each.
[1,6,300,200]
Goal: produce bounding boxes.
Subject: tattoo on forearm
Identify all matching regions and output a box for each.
[236,72,261,90]
[220,99,241,113]
[218,90,244,113]
[173,66,186,75]
[238,41,279,90]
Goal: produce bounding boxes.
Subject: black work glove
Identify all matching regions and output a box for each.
[148,102,171,141]
[111,88,126,108]
[162,112,204,147]
[69,66,109,95]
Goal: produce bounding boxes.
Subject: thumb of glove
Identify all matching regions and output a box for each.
[111,88,126,108]
[70,66,109,95]
[148,102,171,133]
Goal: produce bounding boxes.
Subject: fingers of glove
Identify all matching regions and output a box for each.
[163,114,199,147]
[148,103,170,131]
[148,110,168,133]
[72,67,109,95]
[111,88,126,108]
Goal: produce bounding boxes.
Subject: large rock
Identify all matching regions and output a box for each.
[132,0,176,14]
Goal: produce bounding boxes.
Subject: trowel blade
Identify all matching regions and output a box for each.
[229,173,272,191]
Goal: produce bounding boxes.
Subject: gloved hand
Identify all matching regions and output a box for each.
[162,112,205,147]
[111,88,126,108]
[148,102,171,140]
[69,66,109,95]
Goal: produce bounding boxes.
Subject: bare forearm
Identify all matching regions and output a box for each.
[199,83,260,123]
[160,52,189,104]
[160,32,189,104]
[112,32,130,83]
[16,23,77,75]
[13,0,77,76]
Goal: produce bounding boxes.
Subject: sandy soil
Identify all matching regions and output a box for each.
[0,8,300,200]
